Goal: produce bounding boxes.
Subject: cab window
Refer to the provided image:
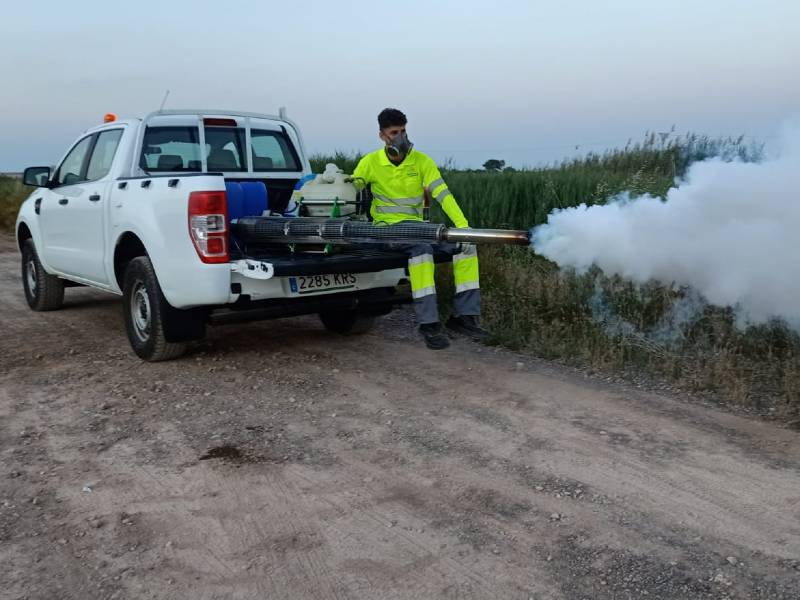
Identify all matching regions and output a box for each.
[140,127,202,172]
[86,129,123,181]
[251,130,300,171]
[55,135,94,186]
[204,126,246,172]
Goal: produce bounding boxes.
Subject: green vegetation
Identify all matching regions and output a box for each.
[0,175,28,231]
[5,135,796,416]
[310,151,362,175]
[473,249,799,414]
[315,135,798,417]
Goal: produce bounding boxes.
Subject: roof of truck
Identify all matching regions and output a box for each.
[83,109,293,134]
[148,109,286,120]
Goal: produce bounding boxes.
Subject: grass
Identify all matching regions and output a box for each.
[0,175,28,231]
[474,248,799,415]
[310,151,362,175]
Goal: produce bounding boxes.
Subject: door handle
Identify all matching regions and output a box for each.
[58,198,69,206]
[89,194,101,202]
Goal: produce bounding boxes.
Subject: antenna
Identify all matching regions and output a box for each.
[158,89,170,112]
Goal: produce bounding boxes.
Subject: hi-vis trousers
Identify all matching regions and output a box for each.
[396,242,481,324]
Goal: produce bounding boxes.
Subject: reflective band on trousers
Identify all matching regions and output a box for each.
[408,253,434,266]
[453,252,480,292]
[374,205,422,216]
[455,280,480,294]
[412,285,437,299]
[408,250,436,299]
[453,250,477,263]
[374,193,425,206]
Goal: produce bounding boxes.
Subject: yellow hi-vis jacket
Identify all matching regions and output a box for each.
[352,148,469,228]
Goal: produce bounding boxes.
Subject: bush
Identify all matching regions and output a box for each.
[0,175,29,231]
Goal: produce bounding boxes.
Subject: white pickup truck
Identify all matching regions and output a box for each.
[15,110,413,361]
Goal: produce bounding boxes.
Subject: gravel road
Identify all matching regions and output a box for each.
[1,234,799,600]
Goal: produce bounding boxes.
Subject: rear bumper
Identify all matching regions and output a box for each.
[209,286,410,325]
[230,248,452,303]
[174,248,449,309]
[232,267,407,302]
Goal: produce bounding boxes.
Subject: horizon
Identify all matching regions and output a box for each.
[1,0,798,171]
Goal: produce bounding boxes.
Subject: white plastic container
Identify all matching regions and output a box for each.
[296,163,358,217]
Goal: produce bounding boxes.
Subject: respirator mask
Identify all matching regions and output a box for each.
[385,132,413,160]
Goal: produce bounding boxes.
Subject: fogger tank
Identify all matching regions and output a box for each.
[291,163,359,217]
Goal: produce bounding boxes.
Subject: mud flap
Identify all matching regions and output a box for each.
[162,303,208,343]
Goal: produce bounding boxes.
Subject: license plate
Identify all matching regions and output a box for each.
[288,273,358,295]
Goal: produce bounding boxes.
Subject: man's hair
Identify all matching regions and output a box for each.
[378,108,407,130]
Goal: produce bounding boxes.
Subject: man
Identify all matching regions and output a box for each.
[352,108,490,350]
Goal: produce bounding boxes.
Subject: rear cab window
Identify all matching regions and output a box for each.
[251,130,299,171]
[205,125,246,172]
[139,115,303,174]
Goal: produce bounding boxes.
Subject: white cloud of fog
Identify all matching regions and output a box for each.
[533,124,800,329]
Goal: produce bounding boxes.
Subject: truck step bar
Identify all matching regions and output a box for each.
[209,287,407,325]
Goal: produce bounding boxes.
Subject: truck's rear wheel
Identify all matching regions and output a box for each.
[21,239,64,311]
[122,257,187,361]
[319,309,375,335]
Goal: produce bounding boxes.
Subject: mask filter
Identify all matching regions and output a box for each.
[386,132,413,159]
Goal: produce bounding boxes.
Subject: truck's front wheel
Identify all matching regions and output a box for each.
[122,257,187,361]
[21,239,64,311]
[319,309,375,335]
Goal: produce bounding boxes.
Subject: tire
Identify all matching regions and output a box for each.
[122,256,187,361]
[319,309,376,335]
[21,239,64,311]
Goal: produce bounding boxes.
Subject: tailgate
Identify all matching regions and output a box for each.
[238,248,452,277]
[228,248,451,302]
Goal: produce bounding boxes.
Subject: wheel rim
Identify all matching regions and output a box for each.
[130,280,151,342]
[25,257,37,296]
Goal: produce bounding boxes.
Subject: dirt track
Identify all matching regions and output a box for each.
[1,234,799,600]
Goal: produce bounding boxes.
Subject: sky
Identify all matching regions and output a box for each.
[1,0,798,171]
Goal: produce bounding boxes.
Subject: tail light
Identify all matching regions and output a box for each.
[188,191,228,263]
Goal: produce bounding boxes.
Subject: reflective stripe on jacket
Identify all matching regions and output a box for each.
[352,148,469,228]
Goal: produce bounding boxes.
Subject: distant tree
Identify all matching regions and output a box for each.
[502,165,516,173]
[482,159,505,172]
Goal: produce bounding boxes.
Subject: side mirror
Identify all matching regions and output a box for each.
[23,166,51,187]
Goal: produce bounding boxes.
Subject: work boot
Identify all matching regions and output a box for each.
[445,315,490,341]
[419,322,450,350]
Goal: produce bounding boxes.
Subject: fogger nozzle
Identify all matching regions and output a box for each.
[231,217,531,247]
[444,227,530,245]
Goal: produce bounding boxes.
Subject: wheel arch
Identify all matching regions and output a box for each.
[114,232,148,291]
[16,221,33,252]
